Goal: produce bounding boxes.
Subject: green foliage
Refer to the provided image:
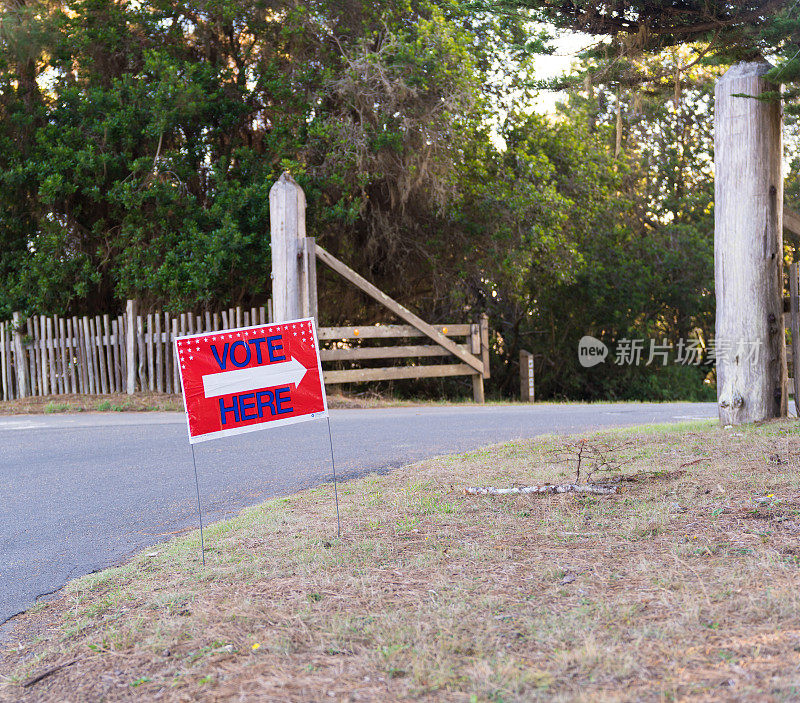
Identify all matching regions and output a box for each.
[439,63,718,401]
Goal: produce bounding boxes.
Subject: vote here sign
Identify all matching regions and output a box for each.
[176,318,327,443]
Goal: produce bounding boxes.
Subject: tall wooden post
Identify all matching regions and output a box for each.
[11,312,28,398]
[126,299,137,395]
[715,61,785,424]
[270,172,306,323]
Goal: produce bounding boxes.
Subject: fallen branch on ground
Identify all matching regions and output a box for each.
[679,458,709,468]
[464,484,619,496]
[22,659,78,688]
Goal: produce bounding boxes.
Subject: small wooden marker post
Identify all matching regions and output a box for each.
[520,350,534,402]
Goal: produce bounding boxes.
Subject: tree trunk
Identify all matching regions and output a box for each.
[714,61,785,424]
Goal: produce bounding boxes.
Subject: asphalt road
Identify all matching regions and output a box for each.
[0,402,716,626]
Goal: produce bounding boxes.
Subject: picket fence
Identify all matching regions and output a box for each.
[0,299,490,402]
[0,302,272,400]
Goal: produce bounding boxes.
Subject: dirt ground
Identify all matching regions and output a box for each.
[2,419,800,701]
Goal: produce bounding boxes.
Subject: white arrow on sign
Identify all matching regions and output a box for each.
[202,357,308,398]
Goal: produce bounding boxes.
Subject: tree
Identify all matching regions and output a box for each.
[0,0,509,318]
[477,1,800,110]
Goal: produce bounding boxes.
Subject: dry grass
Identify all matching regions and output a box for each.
[0,392,185,414]
[3,420,800,701]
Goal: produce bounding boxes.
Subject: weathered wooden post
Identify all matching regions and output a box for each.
[126,299,137,395]
[520,350,534,402]
[11,312,29,397]
[270,172,307,323]
[715,61,785,424]
[470,322,484,403]
[469,313,490,403]
[304,236,319,326]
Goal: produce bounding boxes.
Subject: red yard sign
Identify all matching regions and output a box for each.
[176,318,327,443]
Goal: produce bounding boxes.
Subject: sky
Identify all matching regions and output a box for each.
[531,30,596,114]
[488,29,594,148]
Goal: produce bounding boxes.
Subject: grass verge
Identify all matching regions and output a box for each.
[0,394,702,416]
[2,419,800,701]
[0,392,184,414]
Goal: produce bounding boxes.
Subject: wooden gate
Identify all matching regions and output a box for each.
[313,242,489,402]
[270,173,490,402]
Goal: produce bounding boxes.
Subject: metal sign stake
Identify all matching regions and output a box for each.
[190,444,206,566]
[325,416,341,538]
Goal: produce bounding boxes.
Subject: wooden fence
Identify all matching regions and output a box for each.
[312,243,490,402]
[269,174,490,402]
[0,302,489,401]
[0,303,272,401]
